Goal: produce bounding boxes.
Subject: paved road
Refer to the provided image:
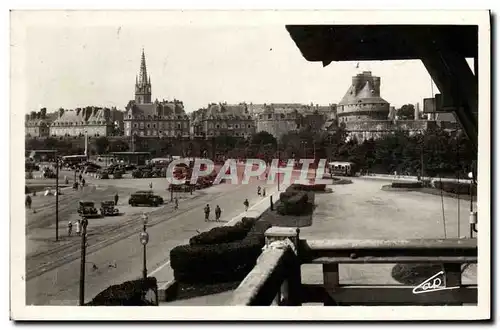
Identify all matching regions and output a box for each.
[26,177,277,305]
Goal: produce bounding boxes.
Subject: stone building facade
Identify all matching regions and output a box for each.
[191,103,255,139]
[50,107,120,137]
[123,50,190,138]
[25,109,54,137]
[255,105,301,140]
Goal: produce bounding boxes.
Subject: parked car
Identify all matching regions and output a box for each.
[100,201,119,216]
[77,201,99,217]
[132,170,143,178]
[112,170,124,179]
[128,191,164,207]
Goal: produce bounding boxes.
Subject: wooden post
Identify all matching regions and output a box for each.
[443,263,462,306]
[270,195,273,211]
[323,263,339,306]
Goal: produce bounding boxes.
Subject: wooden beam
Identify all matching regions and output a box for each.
[302,284,477,305]
[311,256,478,264]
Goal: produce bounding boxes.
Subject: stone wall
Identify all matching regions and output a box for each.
[50,124,112,137]
[344,120,439,142]
[256,119,299,139]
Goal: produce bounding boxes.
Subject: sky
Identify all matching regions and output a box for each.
[22,18,474,114]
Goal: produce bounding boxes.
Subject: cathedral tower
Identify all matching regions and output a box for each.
[135,49,152,104]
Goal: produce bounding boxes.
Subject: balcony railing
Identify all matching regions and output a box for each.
[230,227,477,306]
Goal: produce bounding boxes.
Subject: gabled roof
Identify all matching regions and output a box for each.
[126,100,188,119]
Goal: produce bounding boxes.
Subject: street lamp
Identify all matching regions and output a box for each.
[301,141,307,158]
[468,171,478,237]
[54,154,60,241]
[140,213,150,280]
[79,217,89,306]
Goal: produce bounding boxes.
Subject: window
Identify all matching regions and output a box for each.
[235,124,239,129]
[247,124,251,128]
[268,114,272,119]
[183,122,187,128]
[133,123,138,128]
[216,124,220,129]
[177,123,181,129]
[140,122,144,129]
[153,124,156,128]
[147,124,150,128]
[140,131,144,136]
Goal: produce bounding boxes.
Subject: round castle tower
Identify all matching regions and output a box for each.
[337,71,390,122]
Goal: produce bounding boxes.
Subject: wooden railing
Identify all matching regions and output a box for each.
[230,227,478,306]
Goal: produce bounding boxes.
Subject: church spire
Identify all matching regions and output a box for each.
[135,48,152,104]
[138,48,148,85]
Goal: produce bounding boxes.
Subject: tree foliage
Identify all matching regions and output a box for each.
[397,104,416,120]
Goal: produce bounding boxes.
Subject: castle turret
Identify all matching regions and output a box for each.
[338,71,390,122]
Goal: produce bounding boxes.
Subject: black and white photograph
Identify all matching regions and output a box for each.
[9,9,491,321]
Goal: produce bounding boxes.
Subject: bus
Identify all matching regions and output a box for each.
[328,161,357,177]
[62,155,88,167]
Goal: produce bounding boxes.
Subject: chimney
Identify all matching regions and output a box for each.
[414,104,419,120]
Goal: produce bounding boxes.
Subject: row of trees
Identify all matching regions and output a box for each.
[25,126,475,178]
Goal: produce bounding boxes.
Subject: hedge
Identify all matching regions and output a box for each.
[434,180,476,195]
[287,183,326,192]
[391,181,423,189]
[85,277,158,306]
[277,191,310,216]
[170,236,263,284]
[170,219,271,284]
[189,217,257,246]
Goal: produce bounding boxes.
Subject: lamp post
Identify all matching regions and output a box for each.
[468,171,477,237]
[79,217,89,306]
[55,155,60,241]
[140,213,150,280]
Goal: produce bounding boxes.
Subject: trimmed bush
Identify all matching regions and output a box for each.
[189,218,256,246]
[391,181,423,189]
[86,277,158,306]
[286,183,326,192]
[279,191,296,203]
[278,191,310,216]
[171,219,270,284]
[171,237,263,284]
[434,180,476,195]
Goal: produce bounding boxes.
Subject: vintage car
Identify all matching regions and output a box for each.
[100,201,119,216]
[77,201,99,217]
[112,170,124,179]
[128,191,164,207]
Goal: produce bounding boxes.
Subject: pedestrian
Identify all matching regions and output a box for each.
[75,219,81,236]
[174,197,179,210]
[79,174,83,182]
[149,182,153,190]
[82,178,86,187]
[204,204,210,221]
[215,205,221,222]
[257,186,261,196]
[244,199,249,212]
[114,193,119,206]
[262,188,266,197]
[25,195,32,209]
[67,221,73,237]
